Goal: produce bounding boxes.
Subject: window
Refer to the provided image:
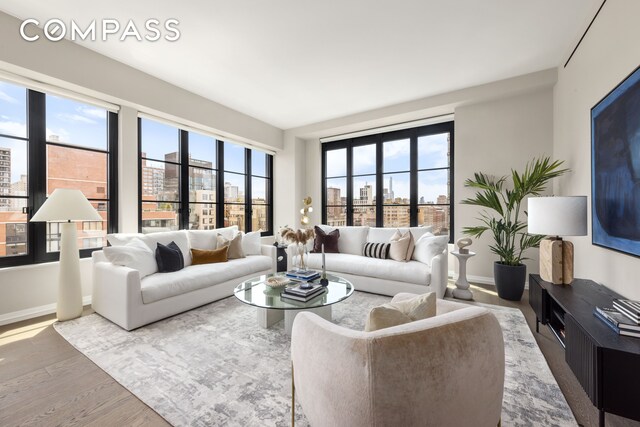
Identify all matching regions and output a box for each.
[0,80,118,267]
[322,122,453,241]
[138,118,273,235]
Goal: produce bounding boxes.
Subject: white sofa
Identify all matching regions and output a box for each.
[92,228,276,330]
[288,226,449,298]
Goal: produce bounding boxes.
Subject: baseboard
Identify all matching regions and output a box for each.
[449,271,529,288]
[0,295,92,326]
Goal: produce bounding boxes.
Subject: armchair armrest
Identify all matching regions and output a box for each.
[260,244,277,273]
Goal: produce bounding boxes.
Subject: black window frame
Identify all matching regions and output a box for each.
[138,117,273,236]
[321,121,454,243]
[0,87,119,268]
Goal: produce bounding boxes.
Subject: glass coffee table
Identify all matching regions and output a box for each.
[234,273,354,335]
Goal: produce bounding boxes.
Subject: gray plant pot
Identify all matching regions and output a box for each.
[494,262,526,301]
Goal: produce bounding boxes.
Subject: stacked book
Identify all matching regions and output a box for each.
[594,303,640,338]
[285,269,320,281]
[281,283,326,302]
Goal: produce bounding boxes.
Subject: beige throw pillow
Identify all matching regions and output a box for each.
[364,292,437,332]
[217,233,245,259]
[389,230,413,262]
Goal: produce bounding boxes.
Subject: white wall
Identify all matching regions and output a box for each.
[554,0,640,299]
[0,11,283,323]
[455,89,554,279]
[292,73,556,282]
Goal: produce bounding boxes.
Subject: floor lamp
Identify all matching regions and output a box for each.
[31,189,103,321]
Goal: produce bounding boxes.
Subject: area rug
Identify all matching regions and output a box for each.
[54,292,576,426]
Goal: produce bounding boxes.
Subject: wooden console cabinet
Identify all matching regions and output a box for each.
[529,274,640,427]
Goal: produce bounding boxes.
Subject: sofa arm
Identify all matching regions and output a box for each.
[91,260,142,331]
[260,244,277,274]
[430,248,448,299]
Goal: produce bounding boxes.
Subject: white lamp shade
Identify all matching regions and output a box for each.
[527,196,588,236]
[31,189,103,222]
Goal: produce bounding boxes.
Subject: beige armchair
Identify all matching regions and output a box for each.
[291,295,505,427]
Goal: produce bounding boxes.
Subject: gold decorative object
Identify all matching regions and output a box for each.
[300,196,313,225]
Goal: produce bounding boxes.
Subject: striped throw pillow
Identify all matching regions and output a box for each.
[363,242,390,259]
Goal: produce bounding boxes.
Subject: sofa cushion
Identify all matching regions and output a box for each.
[312,225,339,253]
[141,230,192,267]
[103,238,157,278]
[367,227,432,244]
[155,241,185,273]
[301,253,431,285]
[188,226,238,250]
[141,255,272,304]
[317,225,368,256]
[217,233,245,259]
[365,292,436,331]
[389,230,413,262]
[242,231,262,255]
[412,234,449,266]
[363,242,390,259]
[191,247,229,265]
[106,233,145,247]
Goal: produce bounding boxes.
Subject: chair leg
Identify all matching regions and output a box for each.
[291,363,295,426]
[498,419,501,427]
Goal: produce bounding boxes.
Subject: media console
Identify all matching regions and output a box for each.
[529,274,640,427]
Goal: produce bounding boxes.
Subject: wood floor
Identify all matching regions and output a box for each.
[1,285,639,427]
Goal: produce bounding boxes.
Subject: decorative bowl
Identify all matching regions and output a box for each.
[265,276,290,289]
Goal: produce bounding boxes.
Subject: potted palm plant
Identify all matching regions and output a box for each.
[462,157,567,301]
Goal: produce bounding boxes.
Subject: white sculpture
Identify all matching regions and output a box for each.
[456,237,472,254]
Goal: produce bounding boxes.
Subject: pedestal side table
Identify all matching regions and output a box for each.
[452,251,476,300]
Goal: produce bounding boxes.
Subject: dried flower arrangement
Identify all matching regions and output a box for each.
[280,227,315,245]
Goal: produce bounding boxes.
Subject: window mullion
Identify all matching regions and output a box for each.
[28,90,47,262]
[410,130,418,227]
[108,111,118,234]
[180,130,189,230]
[216,140,225,228]
[245,148,252,232]
[346,142,353,226]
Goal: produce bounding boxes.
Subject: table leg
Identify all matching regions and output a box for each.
[536,317,539,333]
[257,308,284,328]
[599,409,605,427]
[285,305,332,335]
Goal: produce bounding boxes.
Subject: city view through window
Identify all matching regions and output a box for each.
[0,80,113,260]
[324,124,452,239]
[140,118,271,234]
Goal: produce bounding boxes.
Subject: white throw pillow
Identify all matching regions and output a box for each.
[365,292,436,332]
[140,230,192,267]
[106,233,145,247]
[242,231,262,255]
[103,238,158,279]
[412,233,449,266]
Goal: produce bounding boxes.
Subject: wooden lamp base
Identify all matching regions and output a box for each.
[539,237,574,285]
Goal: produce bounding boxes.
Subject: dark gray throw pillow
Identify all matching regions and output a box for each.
[155,241,185,273]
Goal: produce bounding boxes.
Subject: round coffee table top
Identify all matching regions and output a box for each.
[233,273,354,310]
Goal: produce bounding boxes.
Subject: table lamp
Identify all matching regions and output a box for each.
[527,196,587,285]
[31,189,102,321]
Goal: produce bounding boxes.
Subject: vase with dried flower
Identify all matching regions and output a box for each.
[280,227,315,272]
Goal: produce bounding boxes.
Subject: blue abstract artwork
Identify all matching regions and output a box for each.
[592,66,640,257]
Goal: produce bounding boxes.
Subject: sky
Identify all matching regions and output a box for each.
[141,117,267,177]
[0,80,110,184]
[325,133,450,204]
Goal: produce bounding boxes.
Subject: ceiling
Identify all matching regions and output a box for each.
[0,0,600,129]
